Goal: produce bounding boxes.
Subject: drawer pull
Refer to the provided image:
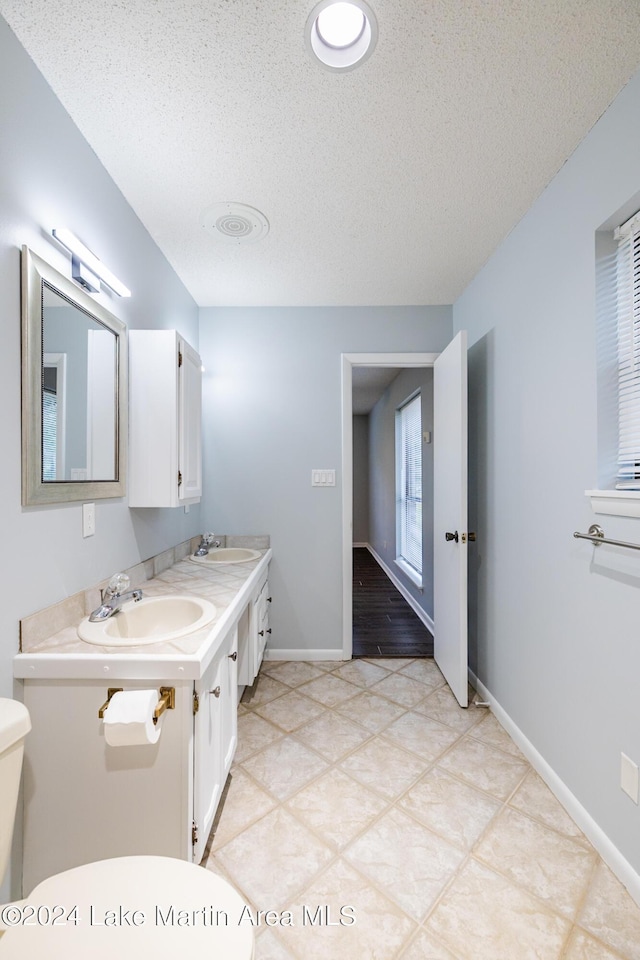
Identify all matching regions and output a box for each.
[228,651,238,661]
[210,686,221,698]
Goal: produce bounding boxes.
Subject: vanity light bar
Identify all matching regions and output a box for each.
[52,227,131,297]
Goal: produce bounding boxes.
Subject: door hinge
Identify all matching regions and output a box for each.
[178,470,183,487]
[178,350,183,367]
[193,691,199,715]
[192,821,198,846]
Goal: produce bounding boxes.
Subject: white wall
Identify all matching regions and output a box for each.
[368,368,435,620]
[454,69,640,876]
[198,306,452,655]
[0,16,202,897]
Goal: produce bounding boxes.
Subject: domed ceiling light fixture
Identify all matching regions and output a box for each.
[305,0,378,72]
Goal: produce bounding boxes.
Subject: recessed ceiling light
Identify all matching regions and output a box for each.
[305,0,378,72]
[200,202,270,244]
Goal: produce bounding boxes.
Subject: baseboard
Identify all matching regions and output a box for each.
[366,544,435,634]
[469,670,640,908]
[352,542,368,548]
[264,648,345,662]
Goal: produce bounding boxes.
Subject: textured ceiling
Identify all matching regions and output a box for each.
[352,366,402,414]
[2,1,640,306]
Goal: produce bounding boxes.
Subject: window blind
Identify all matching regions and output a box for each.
[42,388,57,481]
[398,394,422,572]
[616,213,640,488]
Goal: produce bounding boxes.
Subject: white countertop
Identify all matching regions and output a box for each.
[14,549,272,682]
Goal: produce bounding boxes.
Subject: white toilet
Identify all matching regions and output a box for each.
[0,698,254,959]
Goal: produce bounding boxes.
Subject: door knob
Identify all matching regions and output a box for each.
[445,531,459,543]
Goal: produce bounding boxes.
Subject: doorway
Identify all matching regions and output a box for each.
[342,337,469,706]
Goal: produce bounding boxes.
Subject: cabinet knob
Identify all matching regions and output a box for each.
[258,630,264,637]
[209,686,221,698]
[267,597,272,603]
[228,651,238,661]
[266,628,272,634]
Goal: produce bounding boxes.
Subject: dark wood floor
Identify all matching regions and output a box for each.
[352,548,434,658]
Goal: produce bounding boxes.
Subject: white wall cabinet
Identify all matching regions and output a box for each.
[128,329,202,507]
[238,570,271,687]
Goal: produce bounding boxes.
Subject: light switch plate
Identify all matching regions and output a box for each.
[82,502,96,538]
[311,469,336,487]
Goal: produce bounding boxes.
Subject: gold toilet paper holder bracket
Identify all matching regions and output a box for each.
[98,686,176,725]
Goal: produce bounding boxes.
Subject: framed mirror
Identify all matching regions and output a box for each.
[21,245,127,505]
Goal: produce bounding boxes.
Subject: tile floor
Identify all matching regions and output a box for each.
[204,658,640,960]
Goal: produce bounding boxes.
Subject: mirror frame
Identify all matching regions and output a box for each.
[21,245,127,505]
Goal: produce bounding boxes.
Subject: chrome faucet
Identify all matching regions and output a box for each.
[89,572,143,622]
[194,533,221,557]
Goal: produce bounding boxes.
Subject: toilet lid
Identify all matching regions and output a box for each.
[0,856,254,959]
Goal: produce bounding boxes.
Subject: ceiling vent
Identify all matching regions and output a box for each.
[200,202,270,244]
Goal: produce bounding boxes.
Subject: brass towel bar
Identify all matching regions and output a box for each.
[98,686,175,725]
[573,524,640,552]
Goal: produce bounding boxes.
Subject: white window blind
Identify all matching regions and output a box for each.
[615,213,640,488]
[42,388,57,482]
[397,394,422,573]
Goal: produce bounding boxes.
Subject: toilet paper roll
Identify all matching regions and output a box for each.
[103,689,163,747]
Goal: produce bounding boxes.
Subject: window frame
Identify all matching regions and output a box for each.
[395,391,423,587]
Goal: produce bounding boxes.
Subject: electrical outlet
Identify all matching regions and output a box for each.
[621,753,639,804]
[82,502,96,538]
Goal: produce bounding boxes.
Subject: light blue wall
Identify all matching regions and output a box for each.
[0,15,201,897]
[198,306,452,653]
[368,368,435,620]
[454,70,640,873]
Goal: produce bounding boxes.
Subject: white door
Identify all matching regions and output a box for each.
[433,331,469,707]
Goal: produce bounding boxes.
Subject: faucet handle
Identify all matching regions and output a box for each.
[103,572,130,600]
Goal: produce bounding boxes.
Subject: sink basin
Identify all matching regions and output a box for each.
[78,595,217,647]
[190,547,261,565]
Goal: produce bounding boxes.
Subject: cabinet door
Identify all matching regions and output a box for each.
[220,629,239,779]
[178,337,202,503]
[193,655,223,863]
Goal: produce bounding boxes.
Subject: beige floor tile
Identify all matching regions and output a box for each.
[473,806,596,919]
[564,928,627,960]
[426,858,571,960]
[335,689,407,732]
[279,857,416,959]
[241,735,329,800]
[234,712,284,763]
[382,711,460,762]
[211,768,277,849]
[415,686,485,733]
[253,928,298,959]
[509,770,588,846]
[339,736,428,800]
[399,927,464,959]
[254,690,325,732]
[297,673,361,706]
[364,657,416,672]
[399,766,501,851]
[332,659,391,687]
[343,807,464,922]
[242,675,292,706]
[399,659,446,689]
[468,712,524,759]
[293,709,371,762]
[214,807,333,909]
[307,660,341,671]
[439,736,529,800]
[370,672,432,707]
[261,661,325,687]
[286,768,387,849]
[578,860,640,960]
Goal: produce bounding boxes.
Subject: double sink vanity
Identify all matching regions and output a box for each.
[14,537,272,893]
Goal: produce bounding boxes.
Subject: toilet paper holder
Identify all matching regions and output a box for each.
[98,686,175,725]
